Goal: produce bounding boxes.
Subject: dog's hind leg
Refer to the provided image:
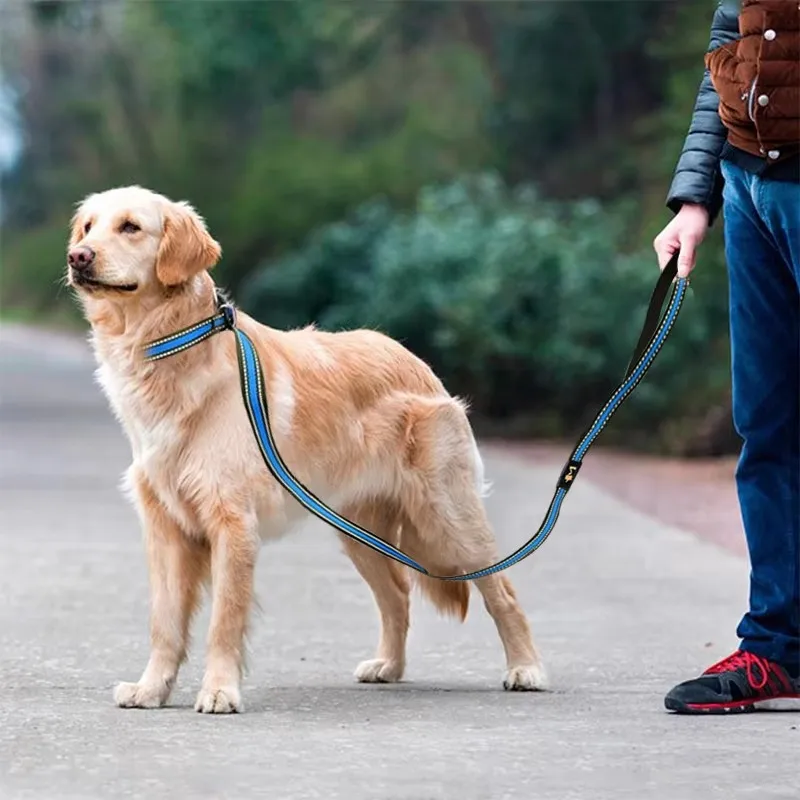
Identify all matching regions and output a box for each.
[115,471,210,709]
[474,573,547,690]
[338,500,411,684]
[400,397,547,691]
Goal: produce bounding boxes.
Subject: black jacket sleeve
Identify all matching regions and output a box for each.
[665,0,741,223]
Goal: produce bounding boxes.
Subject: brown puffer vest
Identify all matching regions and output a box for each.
[706,0,800,164]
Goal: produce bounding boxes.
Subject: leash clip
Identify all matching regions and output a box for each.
[219,302,237,331]
[214,288,237,331]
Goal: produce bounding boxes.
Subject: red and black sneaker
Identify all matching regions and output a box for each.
[664,650,800,714]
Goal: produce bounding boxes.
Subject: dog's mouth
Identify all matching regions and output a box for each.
[71,272,138,293]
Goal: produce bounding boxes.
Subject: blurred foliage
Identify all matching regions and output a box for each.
[241,174,731,452]
[0,0,735,452]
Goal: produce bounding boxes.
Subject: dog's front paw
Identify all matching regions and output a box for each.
[503,663,548,692]
[194,685,242,714]
[114,680,170,709]
[354,658,404,684]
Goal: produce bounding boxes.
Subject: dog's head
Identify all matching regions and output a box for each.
[66,186,221,302]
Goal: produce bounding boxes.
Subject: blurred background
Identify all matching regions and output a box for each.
[0,0,738,457]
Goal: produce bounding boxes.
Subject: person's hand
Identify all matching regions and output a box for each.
[653,203,710,278]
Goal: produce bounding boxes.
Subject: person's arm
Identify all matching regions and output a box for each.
[665,0,741,224]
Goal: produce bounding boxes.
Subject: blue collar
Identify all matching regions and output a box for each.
[142,294,236,362]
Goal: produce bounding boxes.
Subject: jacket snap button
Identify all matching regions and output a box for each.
[764,29,776,41]
[768,149,780,160]
[757,94,769,107]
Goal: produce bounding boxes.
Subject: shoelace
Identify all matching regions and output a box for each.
[704,650,771,690]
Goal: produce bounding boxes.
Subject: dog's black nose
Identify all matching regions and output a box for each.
[68,245,96,272]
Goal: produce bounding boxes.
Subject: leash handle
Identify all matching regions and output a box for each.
[230,255,688,581]
[625,251,681,380]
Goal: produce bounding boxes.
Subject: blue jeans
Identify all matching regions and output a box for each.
[721,159,800,673]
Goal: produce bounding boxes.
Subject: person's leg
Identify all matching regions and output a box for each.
[733,171,800,674]
[665,161,800,713]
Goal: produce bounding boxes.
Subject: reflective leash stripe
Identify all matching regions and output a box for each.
[143,253,687,580]
[143,311,231,360]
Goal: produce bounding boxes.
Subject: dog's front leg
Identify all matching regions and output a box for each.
[115,473,209,709]
[194,510,258,714]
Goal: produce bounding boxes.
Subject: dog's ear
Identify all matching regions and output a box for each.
[155,201,222,287]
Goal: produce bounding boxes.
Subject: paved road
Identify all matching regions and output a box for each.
[0,324,796,800]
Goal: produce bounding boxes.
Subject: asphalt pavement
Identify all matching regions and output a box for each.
[0,322,796,800]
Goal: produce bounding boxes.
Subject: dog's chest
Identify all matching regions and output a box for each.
[134,416,183,472]
[98,362,195,519]
[131,413,200,531]
[99,365,178,457]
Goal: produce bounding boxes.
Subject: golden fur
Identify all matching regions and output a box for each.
[66,185,546,713]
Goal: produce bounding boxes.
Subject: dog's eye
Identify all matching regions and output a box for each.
[120,221,141,234]
[84,221,92,235]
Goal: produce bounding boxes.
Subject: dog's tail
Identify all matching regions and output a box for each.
[414,572,470,622]
[398,516,470,622]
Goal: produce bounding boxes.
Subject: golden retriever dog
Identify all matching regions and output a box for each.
[66,185,546,713]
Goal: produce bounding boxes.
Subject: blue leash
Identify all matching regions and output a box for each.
[144,253,688,581]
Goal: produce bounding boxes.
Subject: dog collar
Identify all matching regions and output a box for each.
[142,292,236,362]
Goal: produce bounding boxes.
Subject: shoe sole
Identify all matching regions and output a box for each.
[665,695,800,715]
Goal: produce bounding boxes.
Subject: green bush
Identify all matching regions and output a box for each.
[240,173,729,446]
